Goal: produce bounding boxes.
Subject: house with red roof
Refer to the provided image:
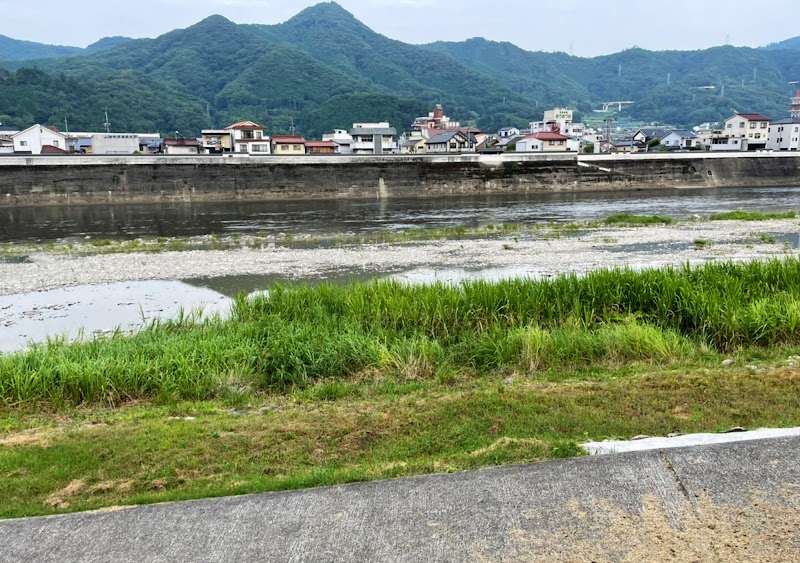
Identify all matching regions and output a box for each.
[515,132,573,153]
[305,141,336,155]
[224,121,271,155]
[271,135,306,155]
[713,113,771,151]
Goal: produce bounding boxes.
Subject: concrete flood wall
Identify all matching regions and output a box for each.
[0,152,799,207]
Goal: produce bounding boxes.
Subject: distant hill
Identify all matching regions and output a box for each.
[0,34,133,61]
[763,36,800,51]
[0,35,82,61]
[1,3,800,137]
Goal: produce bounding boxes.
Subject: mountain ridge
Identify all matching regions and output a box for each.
[1,3,799,137]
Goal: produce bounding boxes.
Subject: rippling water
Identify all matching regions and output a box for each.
[2,186,800,243]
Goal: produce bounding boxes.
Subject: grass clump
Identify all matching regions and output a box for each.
[4,259,800,406]
[710,211,796,221]
[602,214,675,226]
[694,239,711,249]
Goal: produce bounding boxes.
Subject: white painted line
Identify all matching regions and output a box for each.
[582,427,800,455]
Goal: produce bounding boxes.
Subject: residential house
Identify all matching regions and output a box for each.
[305,141,337,155]
[498,127,521,139]
[411,105,461,132]
[425,130,475,154]
[401,136,427,154]
[322,129,354,154]
[716,113,771,151]
[271,135,306,155]
[767,119,800,151]
[226,121,270,154]
[660,130,701,150]
[0,126,19,154]
[12,125,69,155]
[202,129,234,155]
[612,140,638,153]
[632,128,668,147]
[350,122,397,155]
[162,138,201,155]
[139,138,163,155]
[516,132,571,152]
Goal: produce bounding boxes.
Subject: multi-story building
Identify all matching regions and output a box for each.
[713,113,771,151]
[425,130,476,154]
[226,121,270,154]
[767,119,800,151]
[766,92,800,151]
[350,122,397,155]
[411,105,460,132]
[322,129,354,154]
[201,129,234,154]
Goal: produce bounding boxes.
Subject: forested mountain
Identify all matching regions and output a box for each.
[763,36,800,51]
[1,2,799,137]
[0,34,131,61]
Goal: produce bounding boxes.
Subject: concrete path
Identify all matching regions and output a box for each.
[1,437,799,562]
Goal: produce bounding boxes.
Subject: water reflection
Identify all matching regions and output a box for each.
[2,186,800,243]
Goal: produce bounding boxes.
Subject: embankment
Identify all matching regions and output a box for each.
[0,152,798,206]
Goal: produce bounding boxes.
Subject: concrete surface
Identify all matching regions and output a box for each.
[2,152,799,207]
[1,437,799,562]
[583,426,800,455]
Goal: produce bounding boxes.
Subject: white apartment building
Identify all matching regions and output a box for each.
[322,129,354,154]
[226,121,271,154]
[766,119,800,151]
[349,122,397,155]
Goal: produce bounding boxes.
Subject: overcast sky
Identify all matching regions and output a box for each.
[2,0,798,57]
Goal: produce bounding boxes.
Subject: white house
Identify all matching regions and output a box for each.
[226,121,270,154]
[322,129,354,154]
[498,127,521,139]
[516,132,572,152]
[12,125,69,155]
[718,113,771,151]
[350,122,397,155]
[660,130,701,150]
[766,118,800,151]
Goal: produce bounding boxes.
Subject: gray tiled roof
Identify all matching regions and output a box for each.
[350,127,396,136]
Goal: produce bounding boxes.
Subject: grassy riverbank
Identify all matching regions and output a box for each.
[3,258,800,518]
[4,258,800,404]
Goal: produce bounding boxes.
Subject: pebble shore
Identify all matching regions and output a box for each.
[1,220,798,296]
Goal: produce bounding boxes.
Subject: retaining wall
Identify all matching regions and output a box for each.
[0,152,798,206]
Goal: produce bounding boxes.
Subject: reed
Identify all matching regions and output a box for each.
[710,211,796,221]
[4,258,800,406]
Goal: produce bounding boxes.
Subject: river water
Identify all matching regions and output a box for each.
[2,186,800,243]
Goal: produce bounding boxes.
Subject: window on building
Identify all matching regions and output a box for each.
[242,131,254,140]
[293,145,301,151]
[281,145,288,151]
[255,131,262,139]
[20,141,28,146]
[750,123,756,129]
[755,133,761,139]
[53,141,59,147]
[761,123,767,129]
[727,124,733,129]
[239,145,247,152]
[252,145,268,152]
[740,122,746,128]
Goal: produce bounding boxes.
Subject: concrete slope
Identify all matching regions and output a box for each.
[1,437,798,562]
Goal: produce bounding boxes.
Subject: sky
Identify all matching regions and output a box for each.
[1,0,799,57]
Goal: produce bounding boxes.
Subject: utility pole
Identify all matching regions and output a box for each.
[618,64,622,78]
[667,73,671,86]
[64,117,69,135]
[753,66,758,83]
[103,111,111,134]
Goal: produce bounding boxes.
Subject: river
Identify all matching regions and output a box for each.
[2,186,800,243]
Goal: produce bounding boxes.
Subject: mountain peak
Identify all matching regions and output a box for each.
[286,2,358,26]
[190,14,237,31]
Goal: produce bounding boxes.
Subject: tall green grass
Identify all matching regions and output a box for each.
[602,214,675,225]
[4,258,800,406]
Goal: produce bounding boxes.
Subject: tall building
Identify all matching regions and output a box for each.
[791,89,800,119]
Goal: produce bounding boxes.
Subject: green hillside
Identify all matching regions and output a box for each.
[1,2,799,137]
